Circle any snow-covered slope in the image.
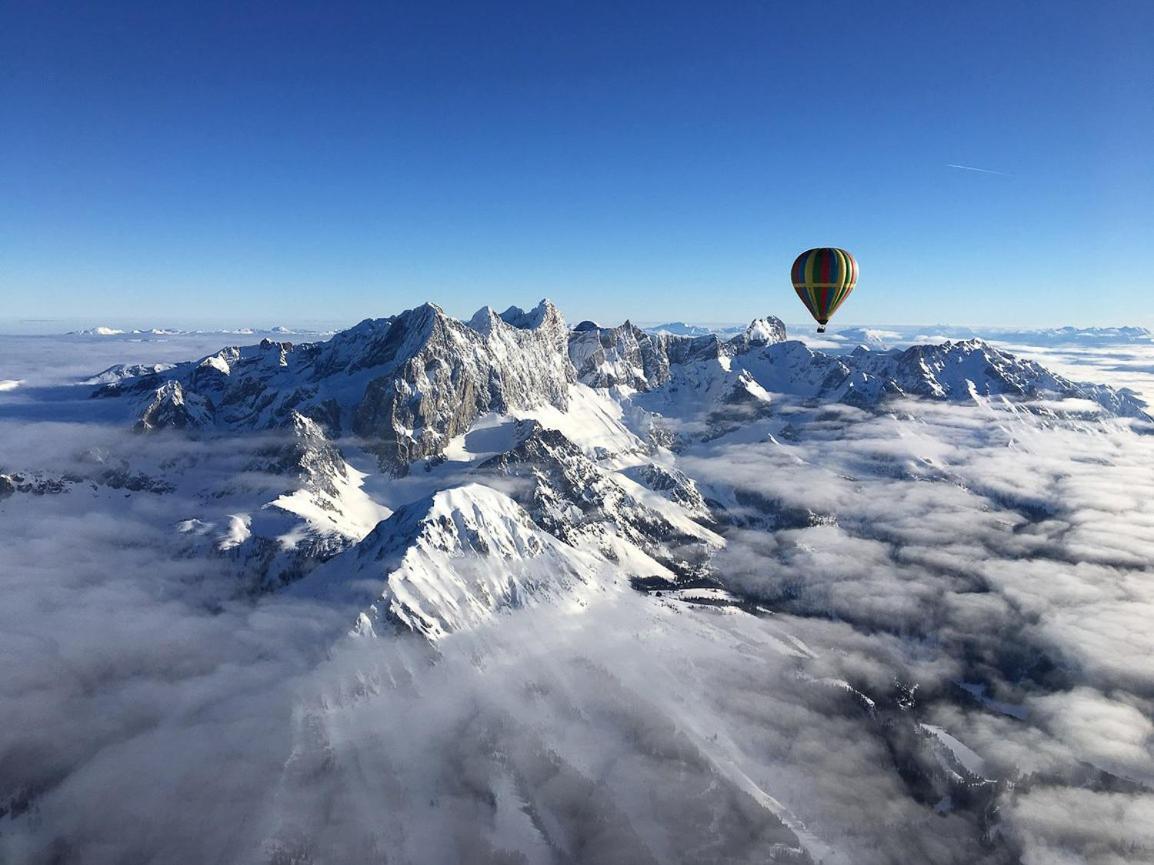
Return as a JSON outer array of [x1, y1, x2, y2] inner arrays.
[[630, 336, 1149, 441], [95, 303, 1146, 477], [298, 484, 618, 640], [477, 423, 719, 579], [643, 321, 720, 337]]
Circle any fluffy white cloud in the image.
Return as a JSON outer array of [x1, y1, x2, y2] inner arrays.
[[2, 333, 1154, 864]]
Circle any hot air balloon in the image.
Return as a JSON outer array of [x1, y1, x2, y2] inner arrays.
[[791, 247, 858, 332]]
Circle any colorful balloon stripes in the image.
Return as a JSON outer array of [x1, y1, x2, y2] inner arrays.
[[791, 247, 858, 330]]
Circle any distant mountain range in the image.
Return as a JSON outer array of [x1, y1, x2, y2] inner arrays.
[[638, 322, 1154, 348], [68, 325, 328, 337]]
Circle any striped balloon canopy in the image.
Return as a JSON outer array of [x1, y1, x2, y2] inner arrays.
[[791, 247, 858, 332]]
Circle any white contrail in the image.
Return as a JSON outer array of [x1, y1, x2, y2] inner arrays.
[[947, 163, 1011, 176]]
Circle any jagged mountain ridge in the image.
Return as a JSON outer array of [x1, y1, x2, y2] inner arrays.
[[96, 301, 575, 471], [92, 305, 1154, 608], [75, 300, 1149, 606], [93, 301, 1146, 473], [477, 423, 718, 580], [629, 336, 1150, 432], [67, 299, 1150, 605], [568, 316, 788, 390]]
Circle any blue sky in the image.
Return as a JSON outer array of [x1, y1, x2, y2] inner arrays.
[[2, 0, 1152, 331]]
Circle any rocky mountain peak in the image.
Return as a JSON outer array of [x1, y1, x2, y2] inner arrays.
[[567, 315, 789, 390], [97, 303, 1148, 491], [466, 305, 502, 334], [348, 302, 575, 470], [299, 482, 613, 640], [499, 298, 559, 329], [740, 316, 788, 348], [478, 422, 714, 579], [803, 338, 1151, 417], [104, 300, 580, 472]]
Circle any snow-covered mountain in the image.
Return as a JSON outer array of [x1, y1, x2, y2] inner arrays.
[[95, 301, 574, 472], [63, 299, 1148, 603], [569, 317, 787, 390], [957, 325, 1154, 345], [5, 300, 1153, 865], [477, 422, 720, 579], [643, 321, 747, 338], [628, 336, 1148, 447], [298, 483, 619, 640], [100, 307, 1146, 461], [68, 325, 329, 337], [640, 322, 1154, 349]]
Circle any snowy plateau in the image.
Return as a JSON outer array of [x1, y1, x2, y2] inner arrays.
[[2, 302, 1154, 865]]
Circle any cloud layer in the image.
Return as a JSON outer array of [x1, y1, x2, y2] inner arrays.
[[1, 334, 1153, 864]]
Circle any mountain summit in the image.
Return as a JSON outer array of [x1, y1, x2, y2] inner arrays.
[[95, 301, 1148, 466]]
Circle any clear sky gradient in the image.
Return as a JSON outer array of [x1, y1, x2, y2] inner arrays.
[[2, 1, 1152, 331]]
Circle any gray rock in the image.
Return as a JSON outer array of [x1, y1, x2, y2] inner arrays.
[[567, 317, 788, 390], [478, 424, 711, 579], [113, 300, 575, 473]]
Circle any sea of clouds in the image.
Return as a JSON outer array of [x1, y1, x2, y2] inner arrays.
[[1, 331, 1152, 864]]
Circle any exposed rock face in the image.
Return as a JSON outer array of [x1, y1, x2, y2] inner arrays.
[[135, 381, 213, 432], [251, 412, 349, 500], [567, 321, 674, 390], [478, 423, 713, 578], [352, 302, 574, 468], [101, 300, 575, 472], [94, 302, 1146, 486], [567, 317, 787, 390], [628, 463, 711, 520]]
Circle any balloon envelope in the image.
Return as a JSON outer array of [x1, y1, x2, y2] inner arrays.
[[791, 248, 858, 329]]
